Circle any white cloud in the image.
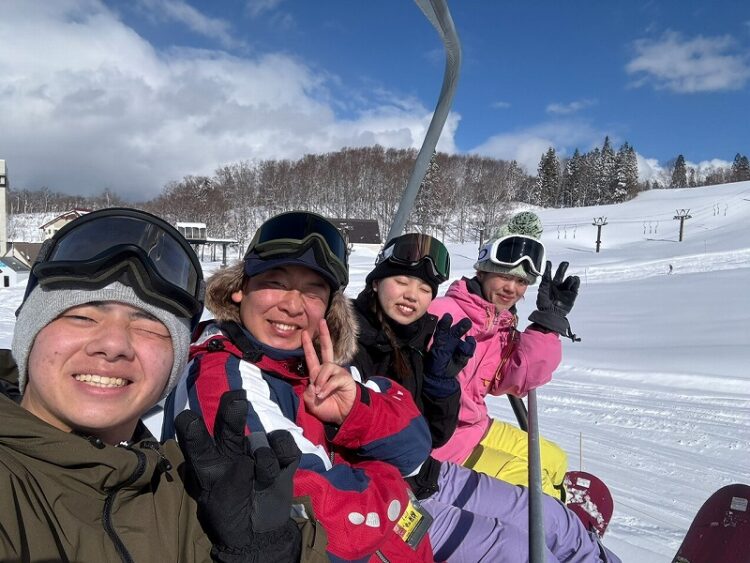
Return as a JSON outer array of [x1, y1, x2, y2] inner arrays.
[[137, 0, 240, 49], [246, 0, 284, 18], [0, 0, 457, 200], [636, 155, 733, 184], [635, 154, 664, 182], [626, 30, 750, 93], [470, 120, 606, 173], [546, 99, 597, 115], [424, 47, 444, 67], [244, 0, 294, 30], [491, 101, 511, 109]]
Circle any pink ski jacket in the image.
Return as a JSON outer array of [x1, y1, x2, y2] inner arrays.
[[428, 278, 562, 464]]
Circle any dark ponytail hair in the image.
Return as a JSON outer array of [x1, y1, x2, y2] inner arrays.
[[362, 284, 414, 382]]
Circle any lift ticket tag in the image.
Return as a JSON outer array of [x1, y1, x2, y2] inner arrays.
[[393, 490, 433, 549]]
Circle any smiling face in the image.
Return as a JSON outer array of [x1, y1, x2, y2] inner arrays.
[[232, 265, 331, 350], [477, 271, 529, 312], [374, 275, 433, 325], [22, 302, 174, 445]]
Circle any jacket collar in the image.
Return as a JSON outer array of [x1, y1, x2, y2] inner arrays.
[[0, 394, 171, 494], [353, 291, 437, 353], [192, 321, 309, 382], [444, 278, 516, 333]]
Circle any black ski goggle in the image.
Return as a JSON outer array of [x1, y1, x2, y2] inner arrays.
[[376, 233, 450, 283], [245, 211, 349, 288], [25, 208, 204, 328], [477, 235, 546, 276]]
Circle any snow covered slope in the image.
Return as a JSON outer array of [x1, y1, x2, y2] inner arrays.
[[1, 181, 748, 561]]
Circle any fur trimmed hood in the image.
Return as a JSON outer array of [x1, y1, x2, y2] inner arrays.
[[204, 261, 360, 365]]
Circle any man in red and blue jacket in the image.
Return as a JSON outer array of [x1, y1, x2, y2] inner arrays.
[[164, 254, 434, 563]]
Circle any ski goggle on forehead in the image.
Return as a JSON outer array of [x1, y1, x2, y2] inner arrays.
[[376, 233, 450, 283], [245, 211, 349, 288], [26, 208, 204, 329], [477, 235, 546, 276]]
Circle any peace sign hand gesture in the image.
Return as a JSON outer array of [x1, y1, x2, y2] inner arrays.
[[302, 319, 357, 426]]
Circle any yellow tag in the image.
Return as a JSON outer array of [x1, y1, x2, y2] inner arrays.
[[394, 499, 423, 541]]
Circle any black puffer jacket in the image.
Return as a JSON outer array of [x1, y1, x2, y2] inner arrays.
[[351, 291, 461, 499]]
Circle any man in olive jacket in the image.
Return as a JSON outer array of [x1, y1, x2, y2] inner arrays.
[[0, 208, 306, 563]]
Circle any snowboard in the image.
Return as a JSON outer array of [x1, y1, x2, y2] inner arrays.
[[672, 483, 750, 563], [563, 471, 614, 538]]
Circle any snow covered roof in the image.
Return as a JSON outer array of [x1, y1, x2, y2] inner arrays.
[[39, 209, 91, 229], [0, 257, 30, 272]]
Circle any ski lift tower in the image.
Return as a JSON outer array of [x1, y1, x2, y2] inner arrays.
[[592, 217, 607, 253], [674, 209, 692, 241]]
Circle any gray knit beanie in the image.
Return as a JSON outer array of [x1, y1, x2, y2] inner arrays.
[[474, 211, 544, 285], [12, 281, 190, 400]]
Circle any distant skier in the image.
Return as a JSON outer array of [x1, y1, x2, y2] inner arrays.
[[668, 264, 673, 274]]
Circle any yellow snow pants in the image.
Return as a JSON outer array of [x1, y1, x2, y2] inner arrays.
[[461, 419, 568, 499]]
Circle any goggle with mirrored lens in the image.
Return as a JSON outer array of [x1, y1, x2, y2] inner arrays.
[[245, 211, 349, 288], [25, 208, 205, 328], [376, 233, 450, 283], [477, 235, 546, 276]]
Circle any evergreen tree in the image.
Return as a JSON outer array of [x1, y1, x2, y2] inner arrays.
[[561, 149, 583, 207], [671, 155, 688, 188], [740, 156, 750, 181], [612, 143, 631, 203], [625, 145, 640, 197], [535, 147, 560, 207], [600, 136, 618, 203], [505, 160, 524, 201], [585, 147, 601, 205], [413, 150, 440, 232], [731, 153, 750, 182]]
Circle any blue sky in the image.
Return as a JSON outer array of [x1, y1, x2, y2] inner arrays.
[[2, 0, 748, 200]]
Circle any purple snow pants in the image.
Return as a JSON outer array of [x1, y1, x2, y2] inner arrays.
[[421, 462, 621, 563]]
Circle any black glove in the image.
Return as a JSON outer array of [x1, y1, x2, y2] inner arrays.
[[423, 313, 477, 398], [529, 261, 581, 342], [175, 390, 302, 562]]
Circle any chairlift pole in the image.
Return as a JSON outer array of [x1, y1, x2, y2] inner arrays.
[[527, 389, 546, 561], [385, 0, 462, 241], [509, 394, 545, 562], [386, 3, 546, 558]]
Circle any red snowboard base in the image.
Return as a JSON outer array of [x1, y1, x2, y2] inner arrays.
[[672, 483, 750, 563], [564, 470, 614, 538]]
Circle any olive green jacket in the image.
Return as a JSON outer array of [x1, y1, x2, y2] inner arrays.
[[0, 392, 214, 563]]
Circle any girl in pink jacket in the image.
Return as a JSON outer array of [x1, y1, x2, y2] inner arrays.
[[429, 212, 580, 499]]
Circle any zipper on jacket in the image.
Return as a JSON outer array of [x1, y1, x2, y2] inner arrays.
[[102, 446, 147, 563], [142, 440, 174, 476]]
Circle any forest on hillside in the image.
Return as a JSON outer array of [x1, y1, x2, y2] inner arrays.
[[7, 142, 749, 246]]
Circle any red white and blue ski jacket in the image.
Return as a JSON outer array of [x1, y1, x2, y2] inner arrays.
[[164, 321, 434, 563]]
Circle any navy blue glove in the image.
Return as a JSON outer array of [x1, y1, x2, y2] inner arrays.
[[529, 261, 581, 342], [423, 313, 477, 398], [175, 390, 302, 562]]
